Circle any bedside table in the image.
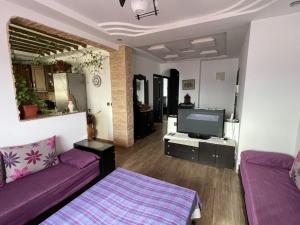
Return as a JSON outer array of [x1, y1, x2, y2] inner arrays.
[[74, 140, 115, 178]]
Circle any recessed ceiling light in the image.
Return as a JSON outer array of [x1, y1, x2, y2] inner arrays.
[[200, 50, 218, 55], [164, 54, 178, 59], [290, 1, 300, 7], [181, 49, 196, 53], [148, 45, 166, 51], [191, 37, 215, 45]]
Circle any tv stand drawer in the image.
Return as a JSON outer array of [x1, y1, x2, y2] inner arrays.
[[165, 142, 198, 162]]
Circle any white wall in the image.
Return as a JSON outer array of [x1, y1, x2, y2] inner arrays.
[[238, 12, 300, 160], [160, 58, 238, 117], [200, 58, 238, 117], [236, 28, 250, 120], [0, 1, 113, 152], [160, 59, 201, 106], [132, 52, 161, 107]]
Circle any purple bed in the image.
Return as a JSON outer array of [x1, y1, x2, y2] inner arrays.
[[41, 168, 202, 225]]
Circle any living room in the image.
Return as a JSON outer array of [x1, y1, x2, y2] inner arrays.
[[1, 1, 300, 225]]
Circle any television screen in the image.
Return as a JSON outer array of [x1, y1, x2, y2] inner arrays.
[[177, 108, 225, 138]]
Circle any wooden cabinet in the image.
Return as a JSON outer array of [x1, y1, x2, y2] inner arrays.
[[164, 138, 236, 169], [198, 143, 216, 166], [165, 142, 198, 162], [44, 65, 55, 92], [13, 64, 32, 87], [215, 145, 235, 169], [31, 65, 47, 92], [134, 109, 154, 139]]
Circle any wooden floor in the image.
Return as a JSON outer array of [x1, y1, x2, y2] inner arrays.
[[115, 122, 247, 225]]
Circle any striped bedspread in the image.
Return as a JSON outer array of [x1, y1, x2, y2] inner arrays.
[[41, 168, 202, 225]]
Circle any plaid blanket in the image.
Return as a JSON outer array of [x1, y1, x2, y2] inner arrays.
[[41, 168, 201, 225]]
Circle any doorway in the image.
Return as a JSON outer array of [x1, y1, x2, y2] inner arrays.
[[153, 69, 179, 123], [163, 77, 168, 117], [153, 75, 164, 123]]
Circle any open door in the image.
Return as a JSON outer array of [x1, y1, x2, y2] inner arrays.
[[153, 75, 163, 122]]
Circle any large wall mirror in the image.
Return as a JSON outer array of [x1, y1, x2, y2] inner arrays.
[[133, 74, 148, 105], [9, 18, 108, 121]]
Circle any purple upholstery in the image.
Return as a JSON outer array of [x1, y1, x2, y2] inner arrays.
[[59, 149, 99, 169], [0, 155, 100, 225], [241, 150, 294, 170], [0, 154, 4, 187], [240, 150, 300, 225], [0, 153, 5, 188]]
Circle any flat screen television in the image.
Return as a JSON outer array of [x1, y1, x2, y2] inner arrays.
[[177, 108, 225, 139]]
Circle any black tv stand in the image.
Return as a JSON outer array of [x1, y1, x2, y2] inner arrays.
[[164, 133, 236, 169], [188, 133, 211, 140]]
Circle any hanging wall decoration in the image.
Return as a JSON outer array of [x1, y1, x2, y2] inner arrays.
[[92, 75, 102, 87], [182, 79, 195, 90]]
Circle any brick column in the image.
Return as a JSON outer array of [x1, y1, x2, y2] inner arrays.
[[110, 46, 134, 147]]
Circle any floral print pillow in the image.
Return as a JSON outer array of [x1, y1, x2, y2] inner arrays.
[[290, 150, 300, 190], [0, 136, 59, 183]]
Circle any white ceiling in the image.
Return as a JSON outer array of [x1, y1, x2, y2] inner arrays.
[[6, 0, 300, 61]]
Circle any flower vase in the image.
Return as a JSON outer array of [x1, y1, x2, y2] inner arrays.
[[68, 101, 74, 113], [87, 124, 95, 141]]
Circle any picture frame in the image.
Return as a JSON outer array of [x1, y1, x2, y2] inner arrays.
[[182, 79, 195, 90]]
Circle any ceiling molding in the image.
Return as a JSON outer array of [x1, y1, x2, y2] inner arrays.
[[98, 0, 279, 37], [133, 48, 164, 63]]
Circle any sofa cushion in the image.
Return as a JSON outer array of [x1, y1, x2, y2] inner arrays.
[[241, 150, 294, 170], [0, 154, 4, 187], [0, 136, 59, 183], [60, 149, 99, 169], [0, 161, 100, 225], [240, 158, 300, 225], [289, 150, 300, 191]]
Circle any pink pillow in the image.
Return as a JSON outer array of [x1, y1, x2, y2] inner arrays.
[[0, 136, 59, 183], [290, 150, 300, 190]]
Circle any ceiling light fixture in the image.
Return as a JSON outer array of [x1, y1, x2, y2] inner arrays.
[[181, 49, 196, 53], [192, 37, 215, 45], [131, 0, 159, 20], [148, 44, 165, 51], [289, 1, 300, 7], [164, 54, 178, 59]]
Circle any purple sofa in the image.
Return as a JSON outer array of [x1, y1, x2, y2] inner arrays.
[[240, 150, 300, 225], [0, 149, 100, 225]]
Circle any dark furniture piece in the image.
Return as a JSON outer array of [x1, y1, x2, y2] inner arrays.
[[164, 134, 235, 169], [168, 69, 179, 115], [0, 150, 100, 225], [240, 150, 299, 225], [133, 74, 154, 139], [135, 109, 154, 139], [74, 139, 116, 178]]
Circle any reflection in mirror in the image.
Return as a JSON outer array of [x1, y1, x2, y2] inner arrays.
[[136, 79, 145, 104], [9, 19, 106, 121]]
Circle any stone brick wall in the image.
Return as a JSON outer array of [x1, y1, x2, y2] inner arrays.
[[110, 46, 134, 147]]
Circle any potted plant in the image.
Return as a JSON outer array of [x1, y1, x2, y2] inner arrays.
[[15, 78, 45, 119]]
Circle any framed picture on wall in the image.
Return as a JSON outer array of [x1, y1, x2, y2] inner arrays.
[[182, 79, 195, 90]]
